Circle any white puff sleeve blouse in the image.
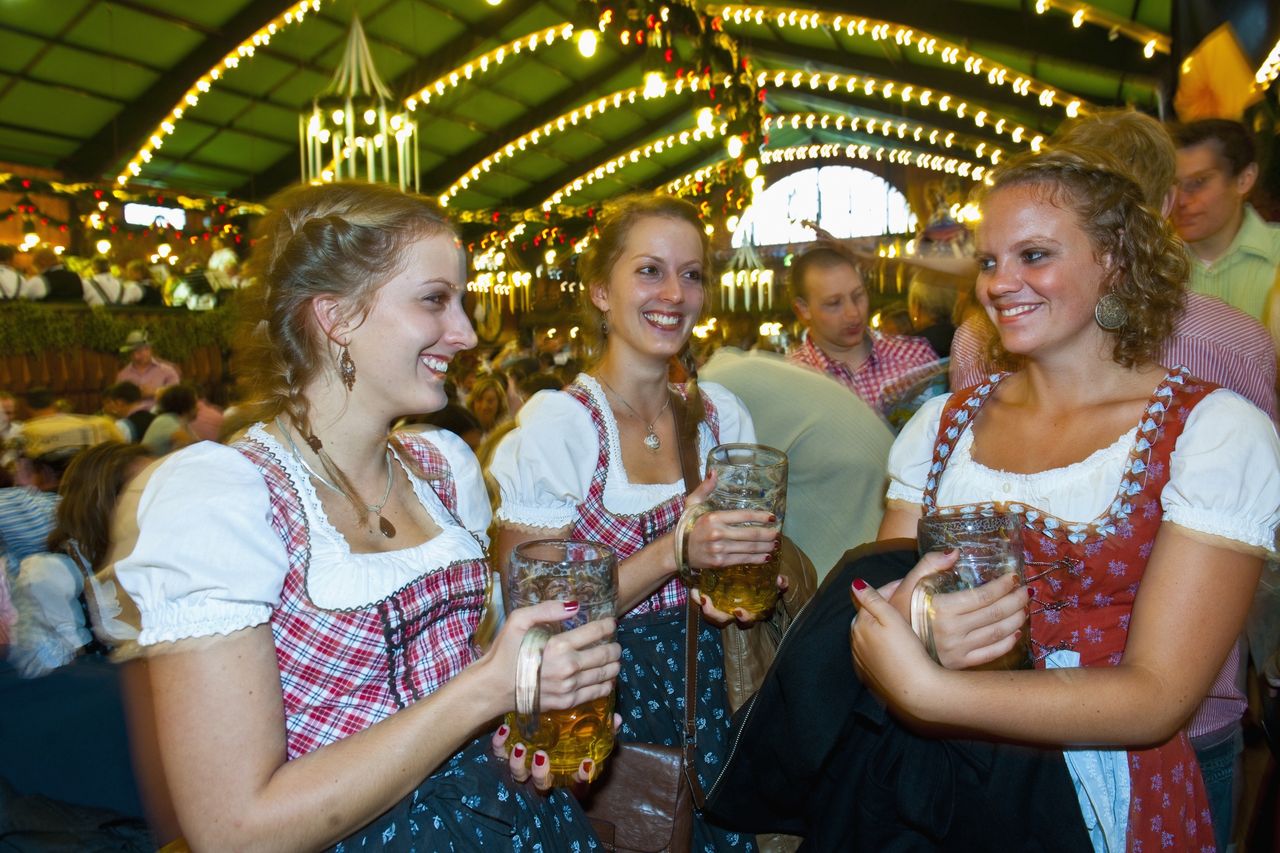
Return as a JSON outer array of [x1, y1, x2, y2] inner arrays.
[[886, 389, 1280, 553], [491, 376, 755, 528], [115, 427, 493, 645]]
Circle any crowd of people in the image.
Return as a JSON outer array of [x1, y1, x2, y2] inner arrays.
[[1, 113, 1278, 852]]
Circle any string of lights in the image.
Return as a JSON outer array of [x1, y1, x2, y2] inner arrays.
[[116, 0, 328, 187], [440, 71, 736, 205], [542, 122, 729, 211], [754, 66, 1052, 147], [1028, 0, 1169, 57], [405, 24, 577, 111], [710, 4, 1095, 113], [762, 111, 1017, 164], [1257, 36, 1280, 91]]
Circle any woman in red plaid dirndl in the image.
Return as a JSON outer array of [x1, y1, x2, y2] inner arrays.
[[492, 195, 781, 852], [111, 183, 618, 851], [851, 147, 1280, 851]]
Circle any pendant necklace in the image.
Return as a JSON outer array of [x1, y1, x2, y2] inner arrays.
[[596, 375, 670, 453], [276, 418, 397, 538]]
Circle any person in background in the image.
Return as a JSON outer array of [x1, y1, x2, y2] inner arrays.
[[107, 181, 615, 850], [125, 260, 165, 308], [398, 403, 484, 452], [907, 270, 961, 358], [139, 384, 198, 456], [114, 331, 180, 410], [465, 374, 509, 438], [787, 244, 937, 415], [101, 382, 155, 444], [0, 244, 29, 300], [20, 387, 123, 464], [700, 346, 894, 579], [25, 248, 85, 302], [8, 441, 151, 678], [83, 256, 142, 307], [951, 109, 1277, 422], [1173, 118, 1280, 348]]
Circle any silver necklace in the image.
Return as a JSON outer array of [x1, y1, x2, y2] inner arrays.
[[596, 376, 670, 453], [275, 418, 397, 538]]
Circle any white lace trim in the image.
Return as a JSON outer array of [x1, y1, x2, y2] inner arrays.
[[1164, 508, 1277, 554], [138, 600, 273, 646], [245, 425, 486, 610]]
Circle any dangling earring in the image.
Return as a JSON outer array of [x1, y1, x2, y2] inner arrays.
[[601, 315, 610, 336], [338, 344, 357, 391], [1094, 293, 1127, 331]]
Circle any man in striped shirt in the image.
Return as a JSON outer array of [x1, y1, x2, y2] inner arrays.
[[787, 245, 937, 415]]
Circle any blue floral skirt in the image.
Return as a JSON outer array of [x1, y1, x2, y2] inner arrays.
[[332, 737, 600, 852], [615, 607, 755, 852]]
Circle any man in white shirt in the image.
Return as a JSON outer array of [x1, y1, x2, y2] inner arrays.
[[0, 245, 26, 300]]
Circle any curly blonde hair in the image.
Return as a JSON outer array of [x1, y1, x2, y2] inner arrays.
[[981, 143, 1188, 369]]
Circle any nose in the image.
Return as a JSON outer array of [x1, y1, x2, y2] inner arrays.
[[446, 301, 478, 351], [981, 260, 1021, 299], [657, 271, 684, 304]]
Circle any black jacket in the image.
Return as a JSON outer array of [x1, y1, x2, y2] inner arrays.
[[705, 540, 1091, 852]]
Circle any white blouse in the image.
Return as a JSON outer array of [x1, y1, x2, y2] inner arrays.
[[491, 376, 755, 529], [887, 388, 1280, 552], [114, 425, 491, 646]]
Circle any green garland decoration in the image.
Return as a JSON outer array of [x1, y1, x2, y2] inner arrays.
[[0, 303, 236, 362]]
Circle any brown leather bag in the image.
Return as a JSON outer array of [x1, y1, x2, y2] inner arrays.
[[579, 391, 706, 853]]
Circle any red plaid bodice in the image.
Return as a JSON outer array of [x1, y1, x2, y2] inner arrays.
[[563, 380, 719, 618], [234, 431, 487, 759], [924, 368, 1219, 850]]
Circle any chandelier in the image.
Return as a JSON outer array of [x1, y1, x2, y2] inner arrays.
[[300, 16, 417, 190]]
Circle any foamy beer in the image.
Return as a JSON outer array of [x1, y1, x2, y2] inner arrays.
[[685, 443, 788, 619], [504, 539, 617, 784]]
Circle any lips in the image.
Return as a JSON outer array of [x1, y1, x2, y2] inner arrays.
[[993, 303, 1038, 323]]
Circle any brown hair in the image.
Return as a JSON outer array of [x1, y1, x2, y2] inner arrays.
[[48, 441, 152, 571], [981, 143, 1188, 369], [237, 181, 459, 516], [577, 193, 711, 445], [788, 243, 861, 304], [1053, 109, 1175, 209], [465, 375, 509, 429]]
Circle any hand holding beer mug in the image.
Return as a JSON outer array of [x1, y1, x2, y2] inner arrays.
[[912, 511, 1032, 670], [677, 443, 787, 621], [504, 539, 618, 785]]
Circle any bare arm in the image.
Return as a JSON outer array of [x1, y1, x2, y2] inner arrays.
[[853, 524, 1261, 746], [145, 602, 614, 850]]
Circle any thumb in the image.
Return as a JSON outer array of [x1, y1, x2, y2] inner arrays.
[[684, 469, 718, 508], [850, 577, 896, 625]]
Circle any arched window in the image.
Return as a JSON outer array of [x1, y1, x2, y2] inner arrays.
[[731, 165, 917, 247]]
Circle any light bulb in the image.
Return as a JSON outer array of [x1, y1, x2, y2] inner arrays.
[[577, 29, 598, 58], [95, 239, 112, 254], [726, 135, 744, 158]]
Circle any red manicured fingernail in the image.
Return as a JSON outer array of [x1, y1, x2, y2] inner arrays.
[[497, 724, 509, 738], [852, 578, 868, 591], [513, 744, 525, 758], [534, 752, 547, 767], [563, 600, 579, 611], [768, 514, 777, 522], [583, 760, 593, 775], [1027, 587, 1036, 598]]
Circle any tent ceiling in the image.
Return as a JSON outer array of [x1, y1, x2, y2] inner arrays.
[[0, 0, 1187, 209]]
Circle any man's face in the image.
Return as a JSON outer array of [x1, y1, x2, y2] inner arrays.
[[1174, 142, 1256, 247], [131, 345, 152, 368], [793, 261, 870, 352]]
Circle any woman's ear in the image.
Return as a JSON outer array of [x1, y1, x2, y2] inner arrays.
[[588, 279, 610, 315], [311, 295, 348, 344]]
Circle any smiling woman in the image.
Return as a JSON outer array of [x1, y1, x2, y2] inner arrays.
[[106, 182, 619, 850], [490, 193, 781, 851]]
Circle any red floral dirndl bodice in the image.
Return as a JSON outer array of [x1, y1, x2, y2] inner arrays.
[[923, 368, 1218, 852], [234, 430, 488, 759], [563, 380, 719, 618]]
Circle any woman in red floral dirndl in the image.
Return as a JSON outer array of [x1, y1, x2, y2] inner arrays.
[[110, 183, 619, 850], [855, 145, 1280, 851]]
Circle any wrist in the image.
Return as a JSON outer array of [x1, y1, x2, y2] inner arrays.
[[461, 650, 512, 721]]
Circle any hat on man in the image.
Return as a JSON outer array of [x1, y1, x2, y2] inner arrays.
[[119, 330, 150, 353]]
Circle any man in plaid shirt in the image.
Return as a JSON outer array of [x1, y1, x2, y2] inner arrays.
[[787, 244, 937, 415]]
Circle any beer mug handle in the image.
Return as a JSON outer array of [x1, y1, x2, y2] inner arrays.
[[674, 503, 711, 588]]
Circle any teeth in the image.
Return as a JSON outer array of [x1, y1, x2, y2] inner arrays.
[[999, 305, 1035, 318], [421, 355, 449, 373], [643, 312, 681, 328]]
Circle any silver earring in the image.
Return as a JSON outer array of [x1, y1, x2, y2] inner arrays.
[[601, 316, 609, 336], [1094, 293, 1127, 331]]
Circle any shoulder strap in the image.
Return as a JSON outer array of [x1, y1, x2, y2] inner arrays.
[[670, 389, 707, 811], [89, 277, 112, 305]]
